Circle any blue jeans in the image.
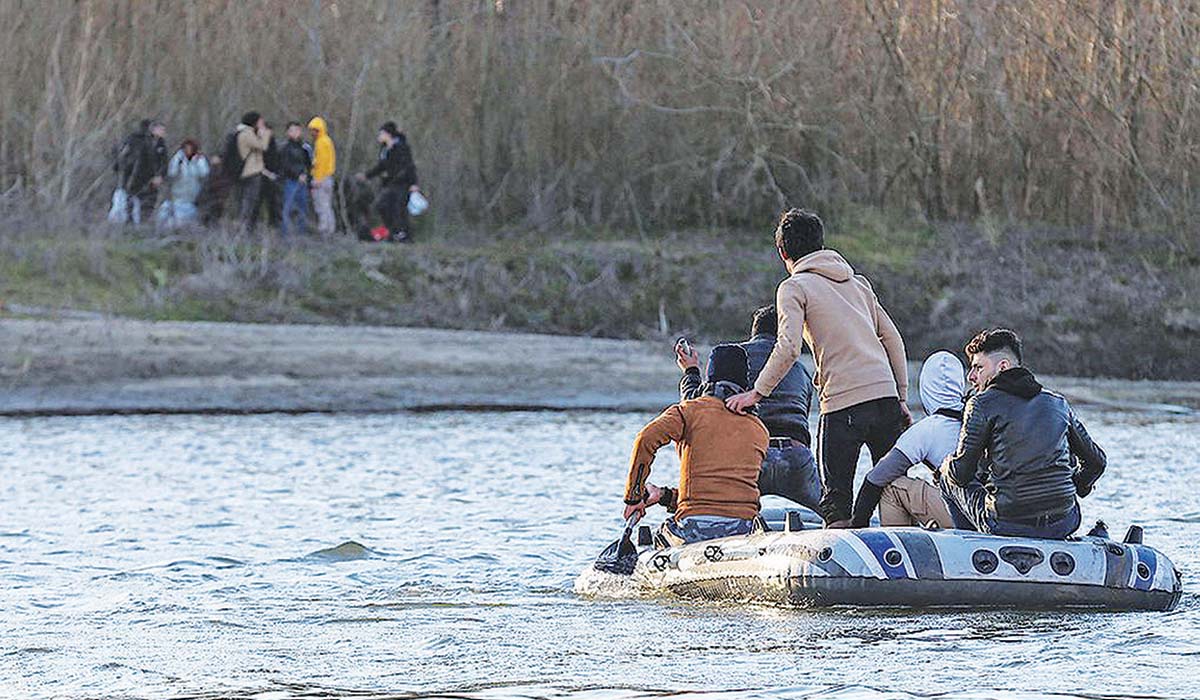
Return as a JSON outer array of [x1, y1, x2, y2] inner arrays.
[[660, 515, 754, 546], [759, 443, 821, 513], [281, 179, 310, 238], [939, 477, 1082, 539]]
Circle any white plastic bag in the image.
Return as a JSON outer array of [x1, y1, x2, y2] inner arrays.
[[407, 190, 429, 217], [107, 188, 129, 223]]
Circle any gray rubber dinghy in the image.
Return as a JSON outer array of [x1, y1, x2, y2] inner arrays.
[[626, 516, 1182, 611]]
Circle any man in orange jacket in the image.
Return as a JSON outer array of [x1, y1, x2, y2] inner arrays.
[[623, 345, 769, 547]]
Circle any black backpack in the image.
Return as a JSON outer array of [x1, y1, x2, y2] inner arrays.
[[113, 133, 144, 175], [222, 131, 244, 179]]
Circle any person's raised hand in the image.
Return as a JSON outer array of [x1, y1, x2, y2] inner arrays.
[[675, 342, 699, 372], [725, 389, 762, 414]]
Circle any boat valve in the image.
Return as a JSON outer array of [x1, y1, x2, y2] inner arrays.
[[1122, 525, 1144, 545]]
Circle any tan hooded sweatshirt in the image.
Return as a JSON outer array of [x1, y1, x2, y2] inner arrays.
[[754, 249, 908, 414]]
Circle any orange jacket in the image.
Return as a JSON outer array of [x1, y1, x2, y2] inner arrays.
[[624, 395, 768, 521]]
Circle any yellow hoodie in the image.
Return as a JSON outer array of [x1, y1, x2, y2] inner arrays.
[[307, 117, 336, 182]]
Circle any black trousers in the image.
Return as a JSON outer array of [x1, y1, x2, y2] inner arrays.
[[816, 396, 907, 523], [376, 185, 410, 237], [238, 175, 262, 230]]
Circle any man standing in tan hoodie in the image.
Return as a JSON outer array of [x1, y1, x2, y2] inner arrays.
[[727, 209, 911, 527]]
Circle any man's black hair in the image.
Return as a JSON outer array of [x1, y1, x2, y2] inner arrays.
[[286, 120, 302, 129], [965, 328, 1023, 365], [774, 208, 824, 261], [380, 121, 402, 137], [241, 111, 261, 127], [750, 304, 777, 338]]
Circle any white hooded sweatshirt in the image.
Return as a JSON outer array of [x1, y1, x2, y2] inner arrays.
[[867, 350, 966, 486]]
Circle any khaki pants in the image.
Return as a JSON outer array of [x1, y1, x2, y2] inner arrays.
[[312, 177, 335, 236], [879, 476, 954, 528]]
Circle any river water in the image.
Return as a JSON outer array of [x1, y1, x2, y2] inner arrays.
[[1, 409, 1197, 699]]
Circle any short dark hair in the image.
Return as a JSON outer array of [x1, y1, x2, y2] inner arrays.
[[774, 208, 825, 260], [286, 120, 302, 129], [241, 111, 261, 127], [965, 328, 1023, 365], [750, 305, 777, 337]]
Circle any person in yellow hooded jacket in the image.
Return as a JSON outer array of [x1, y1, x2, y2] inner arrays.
[[307, 117, 337, 236]]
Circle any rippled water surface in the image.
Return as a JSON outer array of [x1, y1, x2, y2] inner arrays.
[[1, 410, 1197, 699]]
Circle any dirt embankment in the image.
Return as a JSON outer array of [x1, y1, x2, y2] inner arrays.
[[2, 318, 1197, 416]]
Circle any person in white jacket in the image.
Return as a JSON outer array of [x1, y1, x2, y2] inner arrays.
[[849, 351, 966, 528], [157, 139, 210, 227]]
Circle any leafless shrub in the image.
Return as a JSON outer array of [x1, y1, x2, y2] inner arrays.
[[0, 0, 1195, 237]]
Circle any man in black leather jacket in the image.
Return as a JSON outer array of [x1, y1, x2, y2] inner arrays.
[[678, 305, 821, 513], [939, 329, 1106, 539]]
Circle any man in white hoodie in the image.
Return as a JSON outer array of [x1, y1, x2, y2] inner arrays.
[[727, 208, 911, 528], [849, 351, 965, 528]]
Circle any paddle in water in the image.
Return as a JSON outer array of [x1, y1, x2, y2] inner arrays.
[[593, 514, 641, 575]]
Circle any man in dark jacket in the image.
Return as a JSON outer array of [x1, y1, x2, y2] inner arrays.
[[357, 121, 419, 242], [678, 305, 820, 513], [278, 122, 313, 238], [115, 119, 168, 224], [939, 329, 1106, 539]]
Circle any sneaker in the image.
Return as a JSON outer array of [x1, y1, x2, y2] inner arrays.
[[390, 230, 410, 243], [370, 226, 389, 241]]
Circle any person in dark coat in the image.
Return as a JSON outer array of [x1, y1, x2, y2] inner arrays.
[[677, 305, 820, 514], [939, 329, 1107, 539], [114, 119, 168, 224], [356, 121, 419, 242], [278, 122, 313, 238]]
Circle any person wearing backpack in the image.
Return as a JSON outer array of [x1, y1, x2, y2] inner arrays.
[[234, 111, 272, 231]]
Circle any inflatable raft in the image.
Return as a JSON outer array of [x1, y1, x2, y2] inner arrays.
[[619, 513, 1182, 611]]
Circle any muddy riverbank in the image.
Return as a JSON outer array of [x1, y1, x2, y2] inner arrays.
[[2, 318, 1197, 416]]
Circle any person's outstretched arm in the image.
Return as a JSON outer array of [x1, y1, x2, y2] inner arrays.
[[753, 278, 806, 399], [851, 448, 916, 527], [623, 406, 685, 511], [874, 297, 909, 406], [1067, 409, 1107, 497]]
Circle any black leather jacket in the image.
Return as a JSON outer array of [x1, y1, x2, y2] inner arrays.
[[681, 334, 813, 444], [944, 367, 1106, 520]]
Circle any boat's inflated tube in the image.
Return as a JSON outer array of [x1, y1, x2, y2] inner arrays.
[[624, 521, 1182, 611]]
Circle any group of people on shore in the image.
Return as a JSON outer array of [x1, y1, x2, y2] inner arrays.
[[623, 208, 1107, 547], [110, 114, 422, 242]]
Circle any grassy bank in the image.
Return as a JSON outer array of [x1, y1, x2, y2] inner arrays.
[[1, 211, 1196, 379]]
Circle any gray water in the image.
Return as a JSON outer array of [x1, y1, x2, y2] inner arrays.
[[1, 410, 1197, 699]]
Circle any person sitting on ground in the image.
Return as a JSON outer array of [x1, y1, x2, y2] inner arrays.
[[623, 345, 769, 547], [850, 351, 965, 529], [156, 139, 210, 228], [677, 305, 820, 514], [356, 121, 419, 243], [939, 329, 1107, 539], [725, 208, 912, 529]]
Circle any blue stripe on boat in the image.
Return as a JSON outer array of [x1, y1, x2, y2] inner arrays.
[[854, 530, 909, 579]]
